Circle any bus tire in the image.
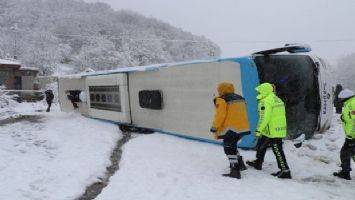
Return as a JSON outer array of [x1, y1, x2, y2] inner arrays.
[[119, 125, 154, 134]]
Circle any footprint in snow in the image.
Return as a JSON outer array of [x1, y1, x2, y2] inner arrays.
[[299, 175, 336, 184]]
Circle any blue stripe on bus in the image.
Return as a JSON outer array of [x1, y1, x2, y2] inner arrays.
[[221, 57, 260, 148]]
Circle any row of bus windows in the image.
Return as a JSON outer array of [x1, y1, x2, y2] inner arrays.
[[88, 86, 122, 112], [90, 93, 120, 104]]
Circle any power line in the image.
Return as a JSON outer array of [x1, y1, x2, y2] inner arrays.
[[6, 29, 208, 43], [218, 39, 355, 44], [5, 29, 355, 44]]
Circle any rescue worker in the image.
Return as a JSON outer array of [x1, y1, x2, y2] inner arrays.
[[66, 91, 79, 109], [246, 82, 291, 179], [45, 90, 54, 112], [333, 89, 355, 180], [210, 82, 250, 179]]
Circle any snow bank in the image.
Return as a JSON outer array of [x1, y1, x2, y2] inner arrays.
[[0, 91, 20, 120], [0, 58, 20, 65], [0, 104, 120, 200], [97, 114, 355, 200], [1, 100, 354, 200]]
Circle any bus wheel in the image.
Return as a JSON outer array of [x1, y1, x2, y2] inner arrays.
[[137, 127, 154, 134], [119, 125, 154, 134], [119, 125, 131, 132]]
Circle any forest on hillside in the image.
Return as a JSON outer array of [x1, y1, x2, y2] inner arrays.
[[0, 0, 220, 75], [333, 53, 355, 90]]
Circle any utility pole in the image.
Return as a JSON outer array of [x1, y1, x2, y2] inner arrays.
[[14, 31, 17, 60], [11, 23, 18, 60]]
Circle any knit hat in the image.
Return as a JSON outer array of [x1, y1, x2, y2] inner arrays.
[[338, 89, 354, 99]]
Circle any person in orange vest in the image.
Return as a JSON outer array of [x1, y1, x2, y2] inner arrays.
[[210, 82, 251, 179]]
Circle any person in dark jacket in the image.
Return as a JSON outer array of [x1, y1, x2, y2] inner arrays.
[[45, 90, 54, 112], [66, 91, 79, 109], [334, 84, 343, 114]]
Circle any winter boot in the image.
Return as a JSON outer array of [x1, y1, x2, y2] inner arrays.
[[238, 156, 247, 171], [271, 171, 282, 177], [246, 160, 262, 170], [223, 165, 241, 179], [333, 170, 351, 180], [277, 170, 292, 179]]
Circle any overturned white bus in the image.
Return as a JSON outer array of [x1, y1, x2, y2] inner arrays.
[[58, 44, 333, 149]]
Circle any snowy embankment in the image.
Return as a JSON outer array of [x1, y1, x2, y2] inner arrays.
[[0, 92, 20, 120], [0, 103, 120, 200], [1, 98, 354, 200], [97, 115, 355, 200]]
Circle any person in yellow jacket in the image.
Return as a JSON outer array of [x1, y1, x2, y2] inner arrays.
[[246, 82, 291, 179], [333, 89, 355, 180], [210, 82, 251, 179]]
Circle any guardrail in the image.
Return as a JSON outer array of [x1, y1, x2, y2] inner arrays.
[[1, 90, 45, 102]]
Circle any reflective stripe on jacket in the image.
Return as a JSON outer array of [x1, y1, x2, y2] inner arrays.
[[211, 82, 250, 139], [342, 96, 355, 139], [256, 83, 287, 138]]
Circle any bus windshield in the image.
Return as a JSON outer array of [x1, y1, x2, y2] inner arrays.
[[254, 55, 321, 139]]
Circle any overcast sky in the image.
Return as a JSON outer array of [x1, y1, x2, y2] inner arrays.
[[85, 0, 355, 64]]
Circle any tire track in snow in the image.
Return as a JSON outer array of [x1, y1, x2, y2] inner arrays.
[[77, 131, 131, 200], [0, 115, 43, 126]]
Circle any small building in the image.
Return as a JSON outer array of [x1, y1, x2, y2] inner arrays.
[[0, 59, 39, 90], [0, 59, 21, 89], [16, 67, 40, 90]]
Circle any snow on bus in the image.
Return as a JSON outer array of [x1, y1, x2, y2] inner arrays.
[[58, 44, 333, 149]]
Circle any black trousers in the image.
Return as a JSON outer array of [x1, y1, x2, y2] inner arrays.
[[340, 138, 355, 171], [71, 100, 78, 109], [222, 131, 241, 167], [255, 136, 290, 171], [46, 101, 52, 112], [335, 107, 342, 114]]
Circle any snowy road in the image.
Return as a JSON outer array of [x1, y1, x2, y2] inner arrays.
[[1, 102, 355, 200], [96, 116, 355, 200], [0, 104, 120, 200]]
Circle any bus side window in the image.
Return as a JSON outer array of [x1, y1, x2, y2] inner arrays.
[[139, 90, 163, 110]]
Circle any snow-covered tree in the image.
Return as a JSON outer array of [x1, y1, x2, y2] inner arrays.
[[21, 31, 70, 75], [333, 53, 355, 90], [73, 37, 125, 71], [0, 0, 220, 74]]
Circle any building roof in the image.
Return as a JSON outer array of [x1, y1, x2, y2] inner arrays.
[[19, 67, 39, 71], [0, 59, 21, 66]]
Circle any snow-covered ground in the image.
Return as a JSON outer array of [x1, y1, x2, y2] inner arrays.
[[0, 102, 120, 200], [97, 115, 355, 200], [1, 100, 355, 200]]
